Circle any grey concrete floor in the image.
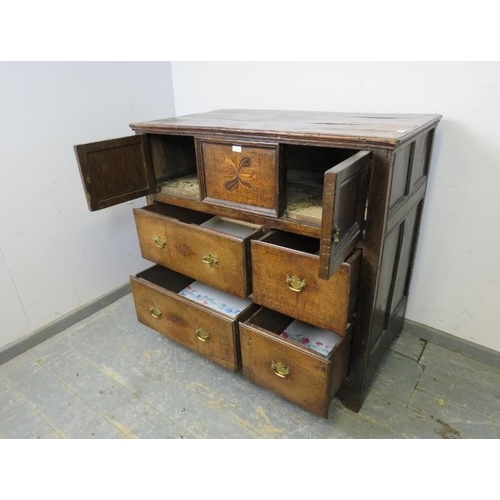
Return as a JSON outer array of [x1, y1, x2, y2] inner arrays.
[[1, 293, 500, 439]]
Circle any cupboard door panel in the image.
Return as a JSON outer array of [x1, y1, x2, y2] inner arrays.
[[74, 135, 154, 211], [319, 151, 370, 279]]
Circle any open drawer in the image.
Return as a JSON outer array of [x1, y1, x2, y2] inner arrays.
[[239, 307, 352, 417], [134, 203, 264, 298], [251, 230, 362, 335], [130, 265, 259, 372]]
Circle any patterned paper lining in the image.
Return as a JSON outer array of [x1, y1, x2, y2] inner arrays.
[[282, 320, 342, 357], [178, 281, 252, 318]]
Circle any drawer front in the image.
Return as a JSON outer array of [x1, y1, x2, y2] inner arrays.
[[251, 238, 361, 335], [130, 276, 240, 371], [134, 208, 174, 269], [201, 141, 280, 216], [165, 220, 249, 297], [239, 319, 352, 417], [134, 205, 260, 298]]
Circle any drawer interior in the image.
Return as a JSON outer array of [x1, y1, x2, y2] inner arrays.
[[141, 203, 262, 239], [135, 265, 254, 319], [256, 229, 320, 256], [284, 144, 359, 224], [243, 307, 345, 359], [140, 203, 213, 225], [257, 230, 362, 268], [136, 265, 194, 293]]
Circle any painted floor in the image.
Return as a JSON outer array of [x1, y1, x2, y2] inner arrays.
[[1, 294, 500, 439]]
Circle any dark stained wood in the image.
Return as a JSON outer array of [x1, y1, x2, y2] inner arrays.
[[369, 220, 405, 351], [410, 130, 434, 189], [386, 178, 427, 234], [251, 230, 361, 335], [130, 109, 442, 149], [74, 135, 155, 211], [200, 140, 280, 217], [338, 127, 437, 412], [336, 148, 394, 409], [389, 207, 419, 316], [148, 134, 198, 184], [319, 151, 370, 279], [239, 309, 352, 417], [389, 142, 413, 209], [134, 204, 264, 298], [131, 265, 257, 372]]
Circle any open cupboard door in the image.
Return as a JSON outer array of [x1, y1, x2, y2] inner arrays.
[[74, 135, 155, 211], [319, 150, 371, 279]]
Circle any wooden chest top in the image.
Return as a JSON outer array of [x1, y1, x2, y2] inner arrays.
[[130, 109, 442, 148]]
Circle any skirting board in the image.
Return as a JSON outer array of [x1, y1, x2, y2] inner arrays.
[[0, 282, 131, 366], [403, 318, 500, 370]]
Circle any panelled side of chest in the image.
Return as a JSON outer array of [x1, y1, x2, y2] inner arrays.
[[338, 127, 437, 412]]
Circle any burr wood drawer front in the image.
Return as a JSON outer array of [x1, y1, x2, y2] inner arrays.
[[251, 230, 362, 335], [133, 203, 263, 298], [130, 265, 258, 372], [239, 307, 352, 418]]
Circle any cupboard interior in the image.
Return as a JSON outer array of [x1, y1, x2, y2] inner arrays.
[[148, 135, 360, 226], [284, 144, 357, 224], [150, 134, 199, 200]]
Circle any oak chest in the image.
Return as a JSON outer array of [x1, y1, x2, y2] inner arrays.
[[74, 109, 441, 417]]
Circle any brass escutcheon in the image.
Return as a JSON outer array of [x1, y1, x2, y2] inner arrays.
[[333, 224, 341, 243], [153, 235, 166, 248], [285, 274, 306, 292], [271, 361, 290, 378], [149, 305, 162, 319], [195, 327, 210, 342], [201, 253, 218, 266]]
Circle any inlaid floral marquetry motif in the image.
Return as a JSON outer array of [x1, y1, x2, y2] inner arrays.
[[223, 157, 256, 191]]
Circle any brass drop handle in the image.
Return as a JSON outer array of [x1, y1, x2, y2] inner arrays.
[[153, 235, 166, 248], [271, 361, 290, 378], [149, 305, 162, 319], [195, 327, 210, 342], [201, 253, 218, 266], [285, 274, 306, 292]]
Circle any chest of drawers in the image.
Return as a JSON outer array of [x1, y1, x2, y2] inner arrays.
[[74, 109, 441, 417]]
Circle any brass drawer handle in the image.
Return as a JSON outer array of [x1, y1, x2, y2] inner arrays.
[[195, 327, 210, 342], [153, 235, 166, 248], [201, 253, 218, 266], [271, 361, 290, 378], [149, 305, 162, 319], [285, 274, 306, 292]]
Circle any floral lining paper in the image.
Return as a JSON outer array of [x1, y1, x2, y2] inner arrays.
[[282, 320, 342, 357], [178, 281, 252, 318]]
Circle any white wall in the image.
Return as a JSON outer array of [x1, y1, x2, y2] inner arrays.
[[0, 62, 175, 350], [171, 62, 500, 352]]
